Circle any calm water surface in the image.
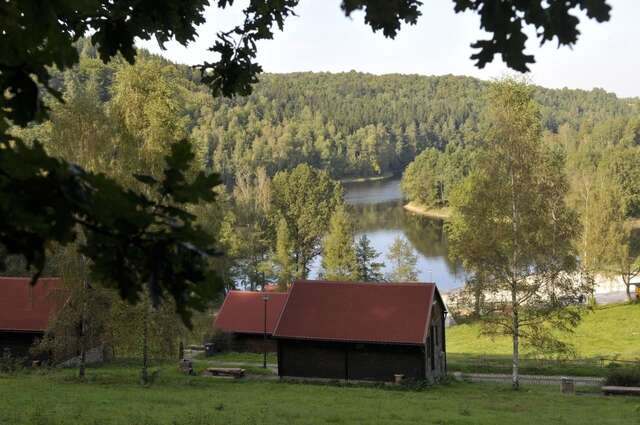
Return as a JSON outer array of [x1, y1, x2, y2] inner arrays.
[[310, 178, 466, 291]]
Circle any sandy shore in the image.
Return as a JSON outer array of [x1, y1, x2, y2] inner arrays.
[[403, 202, 451, 220]]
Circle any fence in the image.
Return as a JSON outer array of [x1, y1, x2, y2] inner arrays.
[[447, 353, 639, 377]]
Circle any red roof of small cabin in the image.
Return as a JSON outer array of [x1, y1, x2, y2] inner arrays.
[[214, 291, 288, 335], [273, 280, 439, 346], [0, 277, 61, 332]]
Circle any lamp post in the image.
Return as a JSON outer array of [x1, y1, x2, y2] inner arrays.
[[262, 293, 270, 369]]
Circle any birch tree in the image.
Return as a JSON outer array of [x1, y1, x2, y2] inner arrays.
[[448, 78, 583, 390]]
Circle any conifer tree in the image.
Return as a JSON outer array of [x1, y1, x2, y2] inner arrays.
[[355, 235, 385, 282], [321, 207, 358, 281]]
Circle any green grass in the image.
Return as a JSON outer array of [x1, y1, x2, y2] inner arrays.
[[447, 303, 640, 375], [1, 362, 639, 425]]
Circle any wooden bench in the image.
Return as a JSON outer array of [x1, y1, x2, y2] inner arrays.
[[202, 367, 245, 379], [602, 386, 640, 396]]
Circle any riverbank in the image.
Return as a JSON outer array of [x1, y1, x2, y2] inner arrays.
[[403, 202, 451, 220], [340, 172, 394, 184], [404, 203, 640, 229]]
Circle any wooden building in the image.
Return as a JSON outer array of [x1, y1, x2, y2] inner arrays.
[[274, 280, 447, 383], [214, 290, 288, 353], [0, 277, 61, 359]]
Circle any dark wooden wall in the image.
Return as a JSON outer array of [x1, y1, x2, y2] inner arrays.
[[278, 339, 425, 382], [230, 333, 278, 353], [0, 331, 43, 359], [426, 300, 446, 382]]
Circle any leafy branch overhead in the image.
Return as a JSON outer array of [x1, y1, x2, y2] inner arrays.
[[0, 136, 220, 325], [453, 0, 612, 72]]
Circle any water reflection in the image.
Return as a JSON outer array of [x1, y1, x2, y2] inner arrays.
[[310, 178, 466, 291]]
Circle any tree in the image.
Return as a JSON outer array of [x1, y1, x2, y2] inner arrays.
[[448, 79, 583, 390], [355, 235, 385, 282], [271, 164, 343, 277], [274, 218, 295, 290], [386, 236, 418, 282], [228, 167, 274, 290], [609, 228, 640, 302], [400, 148, 445, 208], [594, 176, 640, 302], [35, 244, 114, 377], [321, 207, 359, 281]]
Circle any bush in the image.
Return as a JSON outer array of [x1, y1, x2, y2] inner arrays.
[[605, 367, 640, 387], [0, 350, 25, 374]]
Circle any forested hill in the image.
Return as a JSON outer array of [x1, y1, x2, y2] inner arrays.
[[43, 45, 639, 182], [195, 71, 636, 181]]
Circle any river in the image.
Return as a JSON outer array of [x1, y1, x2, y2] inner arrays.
[[309, 177, 467, 292]]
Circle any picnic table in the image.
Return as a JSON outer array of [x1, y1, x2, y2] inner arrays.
[[602, 386, 640, 396], [202, 367, 245, 379]]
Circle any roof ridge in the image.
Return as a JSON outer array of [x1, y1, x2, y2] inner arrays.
[[294, 279, 436, 287]]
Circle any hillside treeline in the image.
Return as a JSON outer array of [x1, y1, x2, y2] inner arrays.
[[45, 40, 639, 184]]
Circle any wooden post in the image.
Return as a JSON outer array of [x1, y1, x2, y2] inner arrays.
[[561, 377, 575, 394]]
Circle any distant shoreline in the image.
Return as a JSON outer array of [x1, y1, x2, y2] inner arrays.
[[404, 202, 451, 220], [404, 203, 640, 229], [340, 172, 394, 184]]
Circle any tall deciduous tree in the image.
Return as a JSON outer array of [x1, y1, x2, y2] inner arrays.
[[355, 235, 385, 282], [271, 164, 343, 277], [386, 236, 418, 282], [448, 78, 583, 390], [321, 207, 358, 281], [401, 148, 445, 208], [229, 167, 273, 290], [594, 176, 640, 301]]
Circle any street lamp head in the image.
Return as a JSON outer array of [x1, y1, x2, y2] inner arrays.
[[262, 294, 270, 301]]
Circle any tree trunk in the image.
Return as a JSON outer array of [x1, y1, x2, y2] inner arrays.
[[78, 256, 89, 379], [141, 300, 149, 385], [623, 275, 632, 301], [509, 169, 520, 391], [78, 280, 87, 379], [512, 294, 519, 390]]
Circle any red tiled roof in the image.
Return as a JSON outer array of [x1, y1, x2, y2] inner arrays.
[[214, 291, 288, 335], [0, 277, 62, 332], [263, 284, 284, 292], [273, 280, 438, 345]]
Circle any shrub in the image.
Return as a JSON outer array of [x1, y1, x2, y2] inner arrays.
[[0, 350, 24, 374], [605, 367, 640, 387]]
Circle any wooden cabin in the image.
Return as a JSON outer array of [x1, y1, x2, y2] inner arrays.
[[214, 291, 288, 353], [273, 280, 447, 383], [0, 277, 61, 359]]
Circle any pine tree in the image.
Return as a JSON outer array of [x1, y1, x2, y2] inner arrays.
[[321, 207, 358, 281], [385, 236, 418, 282], [355, 235, 385, 282]]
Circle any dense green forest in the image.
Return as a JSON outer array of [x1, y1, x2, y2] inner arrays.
[[37, 41, 639, 185]]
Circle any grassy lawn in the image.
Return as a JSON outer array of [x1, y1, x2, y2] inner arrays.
[[446, 303, 640, 376], [1, 362, 639, 425]]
